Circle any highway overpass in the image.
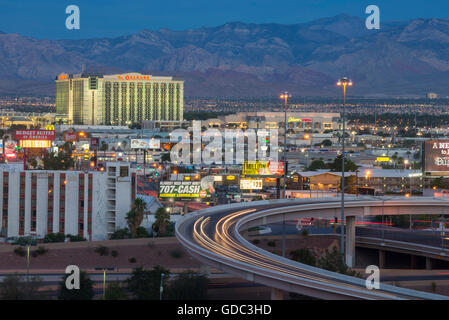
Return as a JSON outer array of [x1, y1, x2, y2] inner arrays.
[[176, 196, 449, 300]]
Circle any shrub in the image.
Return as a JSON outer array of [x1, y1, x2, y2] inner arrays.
[[30, 246, 48, 257], [170, 248, 184, 259], [109, 228, 131, 240], [105, 281, 128, 300], [13, 247, 26, 257], [95, 246, 109, 256], [111, 250, 119, 257], [127, 266, 169, 300], [135, 226, 150, 238], [0, 274, 43, 299], [431, 281, 437, 292], [252, 239, 260, 245], [165, 272, 208, 300], [35, 246, 48, 256], [66, 234, 86, 242], [290, 248, 316, 266], [14, 237, 37, 246], [267, 240, 276, 247], [317, 246, 358, 276], [301, 229, 309, 236], [129, 257, 136, 263], [43, 233, 65, 243]]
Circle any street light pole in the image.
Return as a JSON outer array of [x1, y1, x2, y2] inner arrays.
[[280, 92, 290, 200], [160, 273, 165, 300], [280, 92, 291, 258], [337, 78, 353, 257]]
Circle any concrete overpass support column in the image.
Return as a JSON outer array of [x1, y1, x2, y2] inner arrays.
[[270, 288, 284, 300], [410, 255, 416, 269], [200, 264, 211, 275], [426, 257, 432, 270], [379, 250, 386, 269], [345, 216, 356, 268]]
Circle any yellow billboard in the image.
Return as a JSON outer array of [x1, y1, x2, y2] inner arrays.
[[242, 161, 284, 176]]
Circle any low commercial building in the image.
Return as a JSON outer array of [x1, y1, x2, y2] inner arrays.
[[207, 112, 342, 133], [294, 169, 429, 194], [0, 162, 136, 240]]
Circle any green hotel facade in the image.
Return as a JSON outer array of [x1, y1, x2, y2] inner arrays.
[[55, 72, 184, 125]]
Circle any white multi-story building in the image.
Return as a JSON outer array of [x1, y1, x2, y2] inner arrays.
[[56, 72, 184, 125], [0, 163, 136, 240]]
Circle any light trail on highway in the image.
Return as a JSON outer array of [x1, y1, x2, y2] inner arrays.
[[178, 199, 449, 300]]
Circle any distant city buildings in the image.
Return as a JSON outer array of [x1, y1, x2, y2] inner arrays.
[[56, 72, 184, 125], [203, 112, 341, 133]]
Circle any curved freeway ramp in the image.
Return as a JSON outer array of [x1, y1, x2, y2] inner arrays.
[[176, 197, 449, 300]]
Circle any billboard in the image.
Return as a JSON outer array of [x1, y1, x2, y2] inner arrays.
[[242, 161, 284, 176], [131, 139, 160, 149], [240, 178, 263, 190], [91, 137, 100, 147], [4, 141, 16, 158], [159, 180, 213, 198], [64, 131, 77, 142], [15, 130, 55, 141], [423, 140, 449, 174]]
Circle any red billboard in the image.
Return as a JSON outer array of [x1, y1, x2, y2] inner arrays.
[[15, 130, 55, 141], [91, 137, 100, 147], [424, 140, 449, 174], [64, 131, 77, 142]]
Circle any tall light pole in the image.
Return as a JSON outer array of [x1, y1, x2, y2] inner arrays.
[[160, 273, 165, 300], [279, 92, 291, 199], [280, 92, 291, 258], [336, 77, 353, 256]]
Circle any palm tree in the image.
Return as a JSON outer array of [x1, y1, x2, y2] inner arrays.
[[100, 141, 108, 159], [154, 207, 170, 235], [126, 198, 147, 237]]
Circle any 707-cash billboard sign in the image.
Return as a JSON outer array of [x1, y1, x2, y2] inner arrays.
[[159, 181, 211, 198]]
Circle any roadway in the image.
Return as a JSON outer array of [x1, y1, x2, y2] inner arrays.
[[176, 197, 449, 300]]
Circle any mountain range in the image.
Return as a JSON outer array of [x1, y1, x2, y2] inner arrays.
[[1, 14, 449, 98]]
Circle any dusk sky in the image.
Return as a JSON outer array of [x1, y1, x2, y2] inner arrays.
[[0, 0, 448, 39]]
